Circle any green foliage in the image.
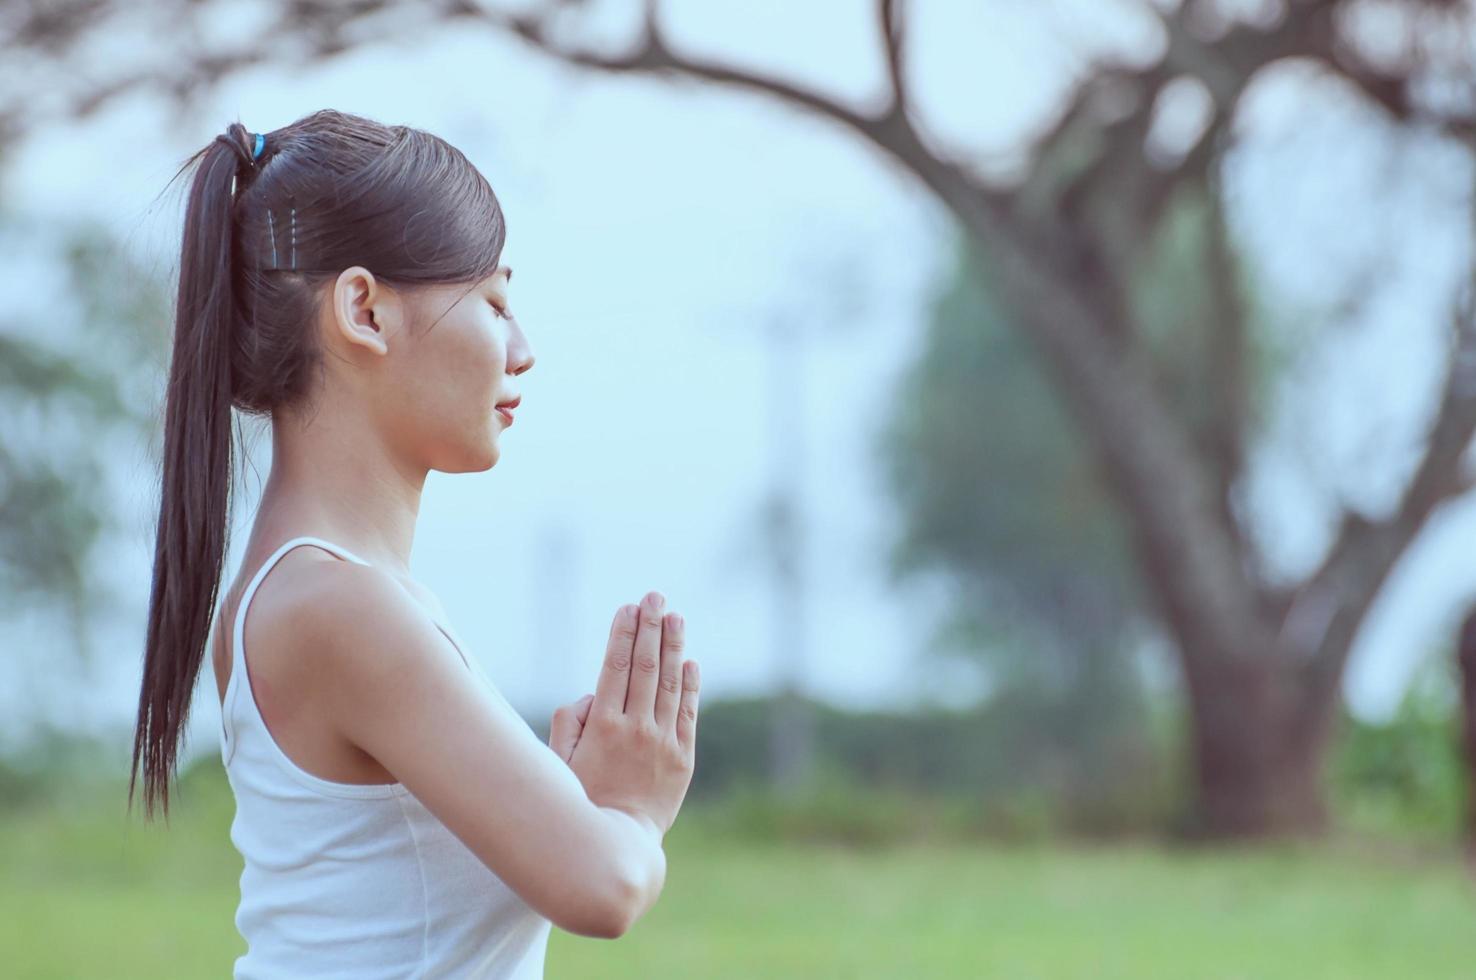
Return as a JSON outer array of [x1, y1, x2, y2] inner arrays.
[[10, 662, 1470, 848], [876, 230, 1171, 830], [0, 724, 122, 815], [0, 211, 168, 629], [1331, 650, 1467, 839], [879, 232, 1135, 628], [1126, 184, 1292, 442], [687, 768, 989, 847], [689, 675, 1472, 846], [690, 694, 1176, 841]]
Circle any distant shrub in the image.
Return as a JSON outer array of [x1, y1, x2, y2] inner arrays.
[[688, 693, 1176, 842], [682, 765, 1054, 847], [0, 725, 117, 814], [3, 670, 1466, 848], [1331, 654, 1465, 839]]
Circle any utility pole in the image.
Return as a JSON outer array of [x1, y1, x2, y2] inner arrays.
[[534, 518, 580, 717], [764, 312, 816, 796]]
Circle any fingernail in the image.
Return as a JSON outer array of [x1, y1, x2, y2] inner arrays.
[[622, 604, 638, 620], [673, 614, 684, 630]]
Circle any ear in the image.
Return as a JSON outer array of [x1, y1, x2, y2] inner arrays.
[[330, 266, 400, 357]]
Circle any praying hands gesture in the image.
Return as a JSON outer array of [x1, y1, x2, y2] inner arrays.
[[546, 592, 700, 835]]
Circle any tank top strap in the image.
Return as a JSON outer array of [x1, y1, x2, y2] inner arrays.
[[221, 536, 372, 765], [230, 537, 371, 672], [429, 618, 496, 690], [218, 534, 502, 767]]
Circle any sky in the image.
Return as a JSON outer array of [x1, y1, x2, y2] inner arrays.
[[2, 0, 1472, 765]]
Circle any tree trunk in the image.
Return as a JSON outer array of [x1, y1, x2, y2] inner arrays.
[[1458, 610, 1476, 864], [1180, 657, 1333, 838]]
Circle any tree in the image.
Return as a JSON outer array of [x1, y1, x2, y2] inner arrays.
[[9, 0, 1476, 837], [885, 230, 1160, 828], [0, 201, 168, 746], [0, 208, 167, 640]]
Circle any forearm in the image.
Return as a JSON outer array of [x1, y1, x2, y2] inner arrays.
[[597, 805, 668, 932]]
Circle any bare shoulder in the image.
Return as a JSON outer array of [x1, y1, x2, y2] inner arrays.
[[248, 547, 450, 681], [398, 575, 452, 624]]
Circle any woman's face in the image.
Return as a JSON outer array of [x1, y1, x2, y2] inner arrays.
[[376, 264, 533, 473]]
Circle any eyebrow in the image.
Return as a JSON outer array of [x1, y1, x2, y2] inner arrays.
[[478, 265, 512, 295]]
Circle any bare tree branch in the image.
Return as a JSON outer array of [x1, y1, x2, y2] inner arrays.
[[487, 2, 890, 143], [1201, 153, 1251, 553], [1287, 279, 1476, 721], [1157, 3, 1247, 107], [1224, 0, 1476, 141], [878, 0, 908, 119]]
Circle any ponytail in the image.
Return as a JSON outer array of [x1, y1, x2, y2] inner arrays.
[[128, 125, 253, 822]]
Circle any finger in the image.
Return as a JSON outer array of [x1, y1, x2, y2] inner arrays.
[[624, 591, 665, 717], [654, 612, 685, 732], [676, 659, 700, 751], [593, 604, 639, 717], [559, 696, 596, 762], [549, 705, 579, 763]]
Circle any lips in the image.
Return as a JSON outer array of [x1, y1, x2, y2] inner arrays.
[[495, 394, 520, 426]]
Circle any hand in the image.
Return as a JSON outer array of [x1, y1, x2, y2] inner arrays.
[[548, 693, 595, 764], [567, 591, 700, 835]]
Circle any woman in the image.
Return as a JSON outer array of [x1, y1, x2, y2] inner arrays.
[[128, 109, 701, 978]]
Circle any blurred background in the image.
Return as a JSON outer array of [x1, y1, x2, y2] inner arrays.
[[4, 0, 1476, 976]]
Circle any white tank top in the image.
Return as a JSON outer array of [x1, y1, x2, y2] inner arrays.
[[215, 535, 553, 979]]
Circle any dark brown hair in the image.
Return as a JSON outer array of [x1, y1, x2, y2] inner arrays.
[[129, 109, 506, 821]]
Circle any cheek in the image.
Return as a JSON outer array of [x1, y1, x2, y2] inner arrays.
[[468, 331, 504, 402], [437, 322, 502, 417]]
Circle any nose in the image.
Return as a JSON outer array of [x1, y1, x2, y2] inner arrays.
[[508, 321, 534, 376]]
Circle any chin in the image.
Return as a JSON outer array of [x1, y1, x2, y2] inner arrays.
[[447, 446, 497, 473], [468, 438, 500, 472], [431, 435, 500, 474]]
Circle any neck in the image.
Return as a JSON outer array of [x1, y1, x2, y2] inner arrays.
[[254, 402, 426, 575]]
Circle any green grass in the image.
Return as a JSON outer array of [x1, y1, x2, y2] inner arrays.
[[580, 833, 1476, 980], [2, 774, 1475, 979]]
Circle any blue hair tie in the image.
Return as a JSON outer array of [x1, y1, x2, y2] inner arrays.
[[251, 133, 265, 161]]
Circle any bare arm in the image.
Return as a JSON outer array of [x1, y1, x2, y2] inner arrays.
[[283, 562, 657, 938], [599, 806, 668, 934]]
